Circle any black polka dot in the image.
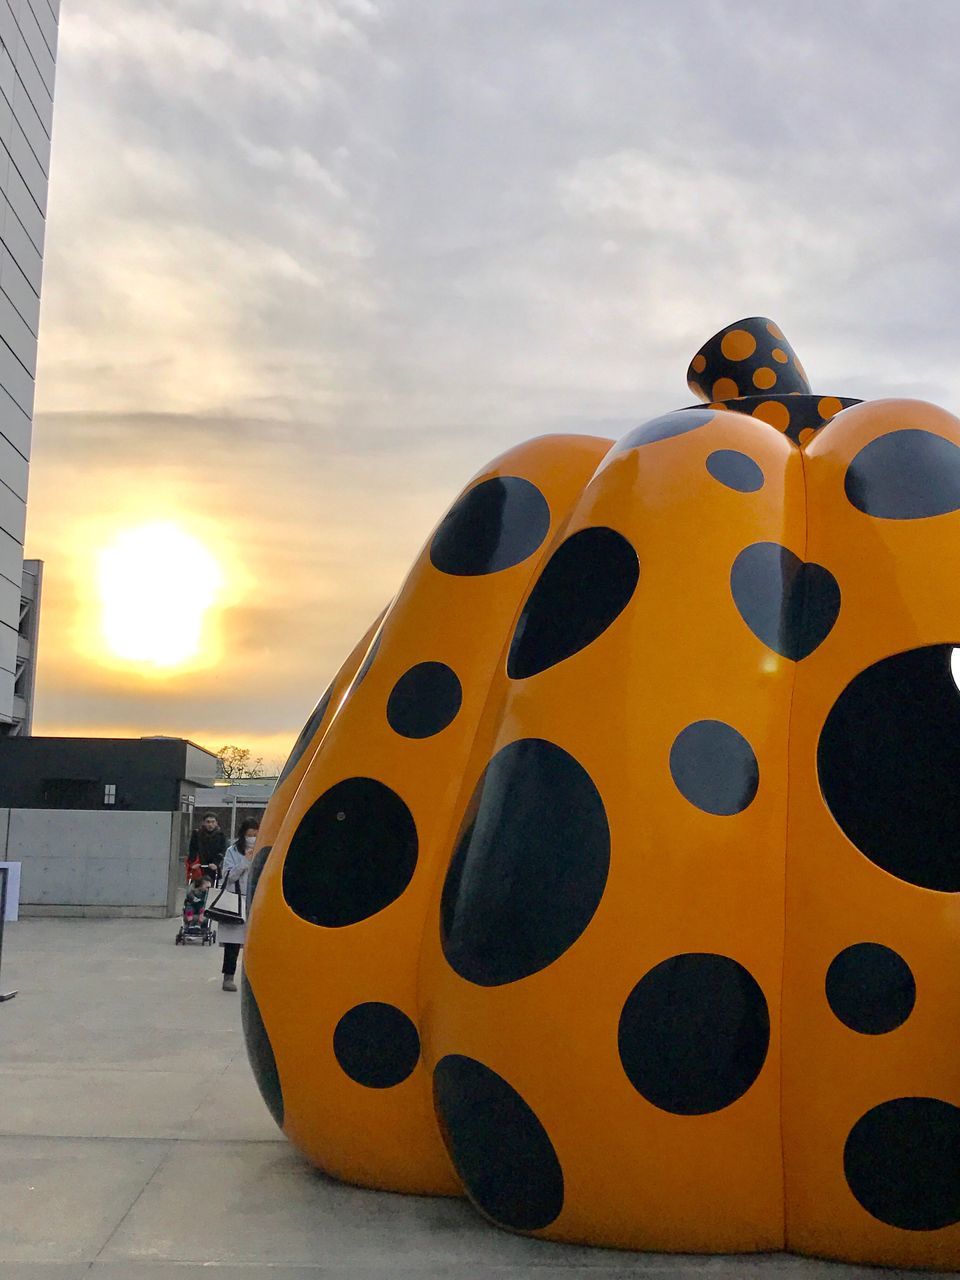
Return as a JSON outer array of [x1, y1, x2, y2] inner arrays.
[[247, 845, 272, 911], [618, 953, 770, 1115], [433, 1054, 564, 1231], [730, 541, 840, 661], [386, 662, 462, 738], [706, 449, 764, 493], [669, 720, 759, 816], [241, 973, 284, 1129], [430, 476, 551, 576], [282, 778, 417, 926], [844, 1097, 960, 1230], [846, 429, 960, 519], [277, 685, 333, 787], [615, 407, 715, 450], [441, 738, 609, 986], [333, 1002, 420, 1088], [818, 644, 960, 891], [825, 943, 915, 1035], [507, 527, 639, 679]]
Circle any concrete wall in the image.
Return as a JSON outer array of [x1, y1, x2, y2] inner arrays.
[[0, 806, 180, 916]]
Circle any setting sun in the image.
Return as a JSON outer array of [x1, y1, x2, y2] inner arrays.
[[97, 521, 224, 671]]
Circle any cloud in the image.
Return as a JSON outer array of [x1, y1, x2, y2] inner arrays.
[[27, 0, 960, 754]]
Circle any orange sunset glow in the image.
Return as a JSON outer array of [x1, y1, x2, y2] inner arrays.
[[24, 410, 432, 766]]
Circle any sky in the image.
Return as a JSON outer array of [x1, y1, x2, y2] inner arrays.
[[25, 0, 960, 767]]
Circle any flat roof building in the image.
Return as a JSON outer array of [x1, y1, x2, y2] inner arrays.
[[0, 1, 59, 730], [0, 734, 220, 916]]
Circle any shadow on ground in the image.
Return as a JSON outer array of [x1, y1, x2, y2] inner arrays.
[[0, 919, 943, 1279]]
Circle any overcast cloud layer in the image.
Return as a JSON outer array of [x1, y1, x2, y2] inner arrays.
[[27, 0, 960, 757]]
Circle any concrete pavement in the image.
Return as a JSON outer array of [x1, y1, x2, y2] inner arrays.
[[0, 918, 949, 1278]]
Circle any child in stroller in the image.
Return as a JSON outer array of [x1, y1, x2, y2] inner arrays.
[[175, 876, 217, 946]]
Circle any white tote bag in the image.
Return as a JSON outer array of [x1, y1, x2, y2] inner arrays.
[[203, 878, 245, 925]]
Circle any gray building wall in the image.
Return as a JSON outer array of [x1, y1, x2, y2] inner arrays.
[[9, 553, 39, 731], [0, 0, 58, 726], [0, 806, 184, 918]]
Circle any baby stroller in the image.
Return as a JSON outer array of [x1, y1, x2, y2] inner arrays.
[[175, 879, 217, 946]]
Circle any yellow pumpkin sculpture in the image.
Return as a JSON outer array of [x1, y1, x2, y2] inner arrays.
[[244, 316, 960, 1270]]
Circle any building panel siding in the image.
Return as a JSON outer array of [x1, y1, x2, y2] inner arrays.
[[10, 0, 55, 95], [0, 559, 15, 619], [0, 615, 15, 672], [0, 522, 19, 582], [0, 239, 39, 332], [0, 0, 53, 726], [23, 0, 56, 62], [0, 9, 52, 144], [0, 473, 25, 541], [0, 427, 26, 495], [0, 191, 41, 291], [0, 385, 30, 456]]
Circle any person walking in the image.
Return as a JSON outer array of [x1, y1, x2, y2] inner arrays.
[[187, 812, 227, 884], [218, 818, 259, 992]]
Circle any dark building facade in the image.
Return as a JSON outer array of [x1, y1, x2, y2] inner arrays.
[[0, 735, 220, 916], [0, 735, 217, 809]]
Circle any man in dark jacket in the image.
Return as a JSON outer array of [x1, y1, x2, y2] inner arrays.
[[187, 813, 227, 884]]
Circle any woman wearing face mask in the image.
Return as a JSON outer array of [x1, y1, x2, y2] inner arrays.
[[217, 818, 260, 992]]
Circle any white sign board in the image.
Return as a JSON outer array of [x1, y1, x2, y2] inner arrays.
[[0, 862, 20, 921]]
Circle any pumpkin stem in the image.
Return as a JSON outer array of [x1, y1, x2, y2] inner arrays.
[[687, 317, 810, 404]]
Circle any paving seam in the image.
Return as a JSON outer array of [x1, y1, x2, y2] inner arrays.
[[0, 1131, 286, 1142], [0, 1064, 240, 1075], [86, 1140, 180, 1266]]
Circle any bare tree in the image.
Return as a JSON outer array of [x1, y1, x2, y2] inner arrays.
[[216, 744, 265, 780]]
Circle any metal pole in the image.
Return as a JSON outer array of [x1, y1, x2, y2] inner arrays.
[[0, 867, 17, 1002]]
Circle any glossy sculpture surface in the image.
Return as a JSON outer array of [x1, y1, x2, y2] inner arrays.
[[244, 316, 960, 1270]]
